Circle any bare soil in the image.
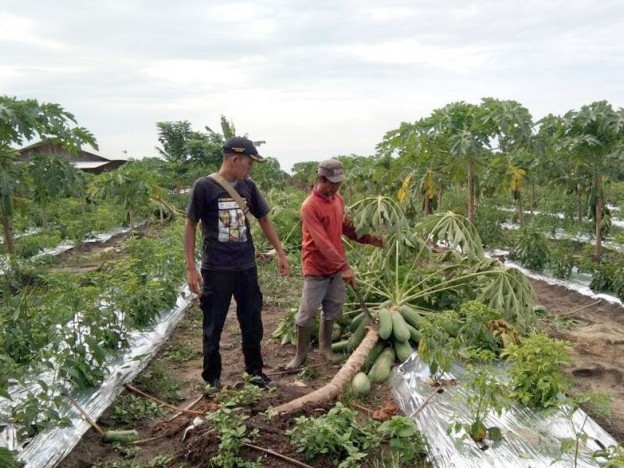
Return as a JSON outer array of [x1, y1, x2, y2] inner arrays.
[[531, 279, 624, 443], [55, 235, 624, 467]]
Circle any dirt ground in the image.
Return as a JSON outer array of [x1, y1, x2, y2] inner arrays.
[[54, 234, 624, 467], [531, 279, 624, 443]]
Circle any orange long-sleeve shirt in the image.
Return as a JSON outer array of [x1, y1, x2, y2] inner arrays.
[[301, 189, 377, 276]]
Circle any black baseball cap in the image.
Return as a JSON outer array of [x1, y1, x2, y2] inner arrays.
[[223, 136, 265, 162]]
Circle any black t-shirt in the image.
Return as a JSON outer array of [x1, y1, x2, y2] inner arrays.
[[187, 176, 269, 271]]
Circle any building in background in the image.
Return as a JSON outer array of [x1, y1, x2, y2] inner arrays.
[[17, 140, 127, 174]]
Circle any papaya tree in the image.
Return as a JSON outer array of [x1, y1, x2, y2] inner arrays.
[[480, 98, 534, 224], [0, 96, 96, 259], [93, 162, 153, 230], [28, 153, 84, 229], [558, 101, 624, 259], [378, 119, 451, 216]]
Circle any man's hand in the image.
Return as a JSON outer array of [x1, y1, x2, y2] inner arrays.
[[187, 268, 203, 295], [278, 253, 290, 277], [341, 265, 355, 286]]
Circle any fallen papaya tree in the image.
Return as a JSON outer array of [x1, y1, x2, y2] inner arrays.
[[273, 327, 379, 415]]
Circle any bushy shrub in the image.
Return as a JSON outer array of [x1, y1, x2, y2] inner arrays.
[[509, 224, 549, 271]]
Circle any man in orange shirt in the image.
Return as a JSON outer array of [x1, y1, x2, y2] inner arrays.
[[286, 159, 382, 370]]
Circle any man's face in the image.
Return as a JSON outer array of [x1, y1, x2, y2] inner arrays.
[[234, 155, 255, 180], [319, 178, 342, 197]]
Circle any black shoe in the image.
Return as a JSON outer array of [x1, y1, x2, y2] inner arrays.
[[203, 378, 221, 396], [248, 372, 277, 389]]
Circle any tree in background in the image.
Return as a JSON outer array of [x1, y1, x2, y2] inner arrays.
[[0, 96, 96, 259], [291, 161, 319, 191], [251, 157, 289, 192], [28, 153, 85, 229], [480, 98, 534, 225], [557, 101, 624, 259], [155, 120, 222, 166], [92, 162, 155, 230]]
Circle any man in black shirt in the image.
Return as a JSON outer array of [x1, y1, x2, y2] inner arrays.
[[184, 136, 289, 392]]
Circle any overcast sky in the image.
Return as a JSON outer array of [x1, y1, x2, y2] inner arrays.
[[2, 0, 623, 172]]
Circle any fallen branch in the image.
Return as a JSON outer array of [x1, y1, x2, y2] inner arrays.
[[567, 299, 602, 315], [350, 401, 373, 414], [266, 362, 329, 376], [272, 328, 379, 415], [124, 384, 204, 416], [243, 442, 313, 468], [167, 394, 205, 422]]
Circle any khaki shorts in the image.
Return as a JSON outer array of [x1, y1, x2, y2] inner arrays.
[[296, 273, 346, 327]]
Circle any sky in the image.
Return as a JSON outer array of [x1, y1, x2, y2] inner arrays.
[[1, 0, 623, 172]]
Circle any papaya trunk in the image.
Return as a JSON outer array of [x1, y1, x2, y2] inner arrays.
[[273, 328, 379, 415], [1, 210, 16, 259], [467, 160, 475, 222], [594, 175, 603, 260]]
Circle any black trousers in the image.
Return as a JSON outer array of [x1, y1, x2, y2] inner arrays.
[[199, 267, 264, 383]]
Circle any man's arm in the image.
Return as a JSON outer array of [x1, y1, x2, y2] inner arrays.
[[301, 205, 350, 274], [342, 213, 384, 247], [184, 218, 203, 294], [257, 215, 290, 277]]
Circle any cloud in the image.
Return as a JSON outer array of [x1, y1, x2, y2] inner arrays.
[[1, 0, 623, 171], [0, 13, 65, 49]]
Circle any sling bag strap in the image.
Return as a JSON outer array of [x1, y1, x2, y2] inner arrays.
[[207, 173, 255, 224]]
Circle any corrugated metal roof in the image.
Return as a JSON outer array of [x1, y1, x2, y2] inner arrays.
[[72, 161, 110, 169]]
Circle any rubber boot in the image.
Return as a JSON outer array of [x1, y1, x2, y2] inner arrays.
[[285, 326, 312, 370], [319, 319, 341, 363]]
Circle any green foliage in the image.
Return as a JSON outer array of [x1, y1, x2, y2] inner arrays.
[[287, 403, 427, 467], [0, 96, 96, 257], [593, 444, 624, 467], [270, 307, 297, 345], [92, 163, 155, 229], [10, 382, 71, 439], [28, 153, 85, 227], [473, 204, 507, 248], [206, 407, 261, 468], [548, 242, 575, 279], [215, 374, 271, 407], [476, 261, 536, 334], [417, 320, 458, 380], [134, 363, 183, 404], [251, 157, 289, 192], [112, 395, 165, 424], [456, 300, 503, 353], [14, 231, 62, 258], [449, 357, 509, 443], [377, 416, 428, 464], [0, 447, 20, 468], [155, 120, 222, 167], [510, 224, 550, 271], [557, 391, 611, 468], [418, 211, 484, 259], [590, 252, 624, 300], [502, 334, 572, 409], [93, 456, 175, 468], [162, 340, 197, 364]]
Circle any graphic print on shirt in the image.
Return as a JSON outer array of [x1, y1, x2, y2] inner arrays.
[[217, 198, 248, 243]]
